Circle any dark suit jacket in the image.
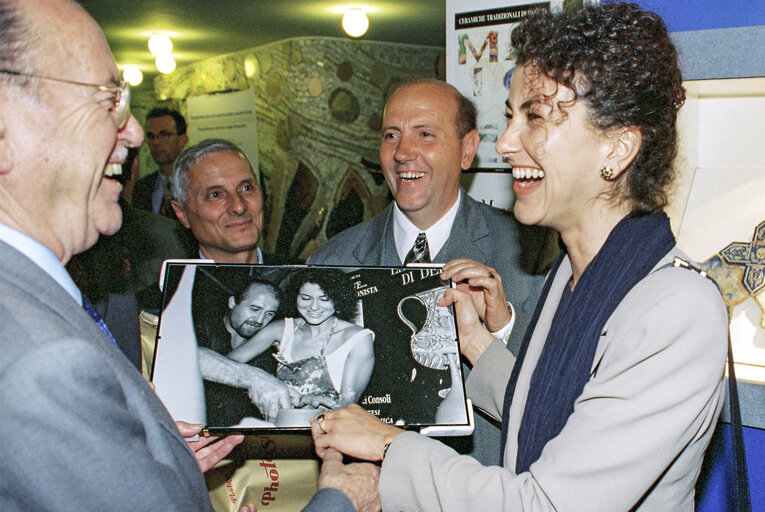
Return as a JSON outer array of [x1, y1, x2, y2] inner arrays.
[[70, 200, 196, 307], [0, 240, 212, 511], [308, 191, 549, 466], [68, 201, 197, 371], [131, 171, 158, 213], [132, 171, 181, 222]]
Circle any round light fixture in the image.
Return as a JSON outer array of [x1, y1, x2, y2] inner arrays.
[[342, 9, 369, 38], [122, 66, 143, 86], [155, 54, 176, 74], [148, 34, 173, 56]]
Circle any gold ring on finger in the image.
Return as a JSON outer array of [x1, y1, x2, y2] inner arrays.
[[315, 413, 327, 433]]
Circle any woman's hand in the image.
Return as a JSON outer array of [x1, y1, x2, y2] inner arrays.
[[311, 404, 403, 461], [439, 286, 496, 365], [440, 258, 512, 332]]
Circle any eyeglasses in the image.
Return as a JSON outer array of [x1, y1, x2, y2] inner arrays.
[[146, 130, 179, 142], [0, 69, 131, 129]]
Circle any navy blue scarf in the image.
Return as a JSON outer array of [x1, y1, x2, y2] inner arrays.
[[500, 212, 675, 472]]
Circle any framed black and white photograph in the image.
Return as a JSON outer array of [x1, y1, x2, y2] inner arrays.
[[151, 263, 473, 435]]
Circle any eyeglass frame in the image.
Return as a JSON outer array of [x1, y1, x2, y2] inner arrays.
[[0, 69, 131, 129], [145, 130, 181, 142]]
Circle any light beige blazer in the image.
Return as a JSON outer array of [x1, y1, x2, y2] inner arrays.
[[379, 248, 727, 512]]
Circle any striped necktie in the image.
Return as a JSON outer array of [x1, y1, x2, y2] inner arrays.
[[404, 232, 430, 264]]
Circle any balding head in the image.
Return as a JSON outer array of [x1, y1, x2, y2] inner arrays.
[[379, 79, 480, 229], [0, 0, 144, 262], [386, 79, 477, 139]]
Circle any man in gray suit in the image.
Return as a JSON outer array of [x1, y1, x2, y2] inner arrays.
[[309, 79, 549, 465], [0, 1, 258, 509]]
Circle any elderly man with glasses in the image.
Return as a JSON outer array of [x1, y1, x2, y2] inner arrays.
[[0, 0, 242, 509], [0, 2, 380, 510]]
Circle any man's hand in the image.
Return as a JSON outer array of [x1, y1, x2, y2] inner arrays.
[[175, 421, 244, 473], [299, 393, 339, 410], [245, 369, 291, 422], [440, 258, 512, 332], [197, 348, 291, 421], [318, 448, 381, 512]]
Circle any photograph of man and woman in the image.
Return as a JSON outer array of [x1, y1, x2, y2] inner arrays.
[[154, 263, 470, 430]]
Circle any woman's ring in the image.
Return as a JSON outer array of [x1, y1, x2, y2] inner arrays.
[[315, 413, 327, 433]]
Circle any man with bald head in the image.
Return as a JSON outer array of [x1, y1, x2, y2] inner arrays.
[[309, 79, 549, 465], [0, 1, 241, 509]]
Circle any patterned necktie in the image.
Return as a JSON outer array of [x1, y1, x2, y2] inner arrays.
[[404, 232, 431, 264], [160, 179, 174, 217], [82, 296, 118, 347]]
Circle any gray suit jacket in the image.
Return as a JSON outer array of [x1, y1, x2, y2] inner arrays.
[[0, 241, 212, 511], [308, 191, 547, 466], [301, 488, 355, 512], [378, 248, 728, 511]]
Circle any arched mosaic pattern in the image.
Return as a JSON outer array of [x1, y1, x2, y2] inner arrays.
[[152, 37, 443, 260]]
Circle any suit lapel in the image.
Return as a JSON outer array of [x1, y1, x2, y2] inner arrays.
[[0, 240, 122, 351], [351, 204, 401, 266], [0, 240, 192, 444], [437, 192, 491, 264]]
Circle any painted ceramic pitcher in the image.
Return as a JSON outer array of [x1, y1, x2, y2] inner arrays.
[[397, 285, 458, 371]]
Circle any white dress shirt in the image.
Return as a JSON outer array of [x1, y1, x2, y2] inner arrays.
[[198, 247, 264, 263], [392, 190, 462, 264]]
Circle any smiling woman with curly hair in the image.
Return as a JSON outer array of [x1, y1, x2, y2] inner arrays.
[[310, 4, 728, 511]]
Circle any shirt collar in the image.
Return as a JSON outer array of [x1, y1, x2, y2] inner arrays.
[[392, 189, 461, 264], [198, 246, 263, 264], [0, 222, 82, 304]]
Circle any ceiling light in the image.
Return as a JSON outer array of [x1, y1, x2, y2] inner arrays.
[[148, 34, 173, 56], [342, 9, 369, 38], [155, 54, 176, 74], [122, 66, 143, 86]]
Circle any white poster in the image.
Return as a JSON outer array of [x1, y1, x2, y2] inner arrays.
[[676, 167, 765, 384], [446, 0, 550, 169], [186, 89, 259, 181]]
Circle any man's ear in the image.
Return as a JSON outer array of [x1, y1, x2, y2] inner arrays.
[[179, 133, 188, 148], [604, 125, 642, 179], [460, 129, 480, 170], [228, 295, 236, 310], [171, 200, 191, 229]]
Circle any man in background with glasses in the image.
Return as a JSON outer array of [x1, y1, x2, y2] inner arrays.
[[132, 107, 189, 219], [0, 1, 241, 509]]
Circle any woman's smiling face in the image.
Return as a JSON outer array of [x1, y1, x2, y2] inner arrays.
[[495, 63, 613, 235], [297, 282, 336, 325]]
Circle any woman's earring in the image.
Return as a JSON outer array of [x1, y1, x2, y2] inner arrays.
[[600, 166, 614, 180]]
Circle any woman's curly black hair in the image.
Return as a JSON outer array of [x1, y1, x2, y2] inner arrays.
[[285, 268, 358, 322], [512, 2, 685, 213]]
